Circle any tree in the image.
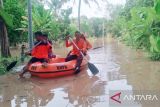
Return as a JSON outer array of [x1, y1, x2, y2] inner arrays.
[[44, 0, 70, 17], [90, 18, 103, 37], [76, 0, 99, 31], [0, 0, 12, 57], [80, 16, 92, 35], [106, 0, 160, 60], [18, 4, 59, 39], [58, 8, 72, 35], [4, 0, 25, 46]]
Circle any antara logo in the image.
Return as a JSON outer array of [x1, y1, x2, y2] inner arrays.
[[110, 92, 122, 104], [110, 91, 159, 105]]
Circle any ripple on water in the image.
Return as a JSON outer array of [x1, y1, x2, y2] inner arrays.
[[0, 38, 159, 107]]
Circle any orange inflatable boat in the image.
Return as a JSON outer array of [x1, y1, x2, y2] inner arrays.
[[28, 55, 89, 78]]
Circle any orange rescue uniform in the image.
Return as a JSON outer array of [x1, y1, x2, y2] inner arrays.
[[85, 40, 92, 50], [31, 43, 52, 59], [66, 38, 87, 56]]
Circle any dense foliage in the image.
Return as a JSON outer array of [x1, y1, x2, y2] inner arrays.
[[3, 0, 25, 46], [0, 57, 16, 75], [107, 0, 160, 60], [1, 0, 104, 46]]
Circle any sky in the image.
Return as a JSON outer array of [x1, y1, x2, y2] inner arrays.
[[45, 0, 126, 18], [62, 0, 126, 18]]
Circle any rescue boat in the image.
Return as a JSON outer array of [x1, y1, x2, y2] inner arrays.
[[28, 55, 89, 78]]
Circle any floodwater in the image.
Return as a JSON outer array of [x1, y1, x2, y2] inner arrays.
[[0, 37, 160, 107]]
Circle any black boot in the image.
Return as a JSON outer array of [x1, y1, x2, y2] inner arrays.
[[74, 67, 81, 74]]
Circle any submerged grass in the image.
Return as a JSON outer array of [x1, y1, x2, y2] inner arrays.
[[149, 53, 160, 61], [0, 57, 17, 75]]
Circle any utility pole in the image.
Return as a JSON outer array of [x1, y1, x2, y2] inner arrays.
[[28, 0, 33, 50], [102, 20, 105, 47], [78, 0, 81, 31]]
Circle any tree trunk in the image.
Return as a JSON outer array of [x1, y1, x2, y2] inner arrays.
[[0, 18, 11, 57], [0, 0, 3, 8], [78, 0, 81, 31], [28, 0, 33, 50]]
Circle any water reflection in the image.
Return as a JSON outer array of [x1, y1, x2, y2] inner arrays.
[[31, 72, 106, 107], [0, 37, 160, 107]]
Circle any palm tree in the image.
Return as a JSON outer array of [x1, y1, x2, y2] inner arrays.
[[0, 0, 12, 57], [44, 0, 70, 17], [76, 0, 99, 31]]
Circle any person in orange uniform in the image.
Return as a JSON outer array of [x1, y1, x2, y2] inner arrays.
[[42, 33, 56, 58], [19, 31, 52, 78], [81, 33, 92, 50], [65, 31, 87, 74]]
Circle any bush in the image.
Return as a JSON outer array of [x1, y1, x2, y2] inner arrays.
[[0, 57, 16, 75], [149, 53, 160, 61]]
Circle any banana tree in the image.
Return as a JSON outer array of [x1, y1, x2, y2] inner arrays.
[[43, 0, 70, 17], [0, 0, 13, 57], [17, 4, 60, 40]]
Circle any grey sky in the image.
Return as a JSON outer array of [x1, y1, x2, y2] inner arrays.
[[63, 0, 126, 18], [46, 0, 126, 18]]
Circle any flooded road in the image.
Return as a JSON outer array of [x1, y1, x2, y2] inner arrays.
[[0, 37, 160, 107]]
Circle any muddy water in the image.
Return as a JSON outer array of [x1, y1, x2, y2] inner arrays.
[[0, 37, 160, 107]]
